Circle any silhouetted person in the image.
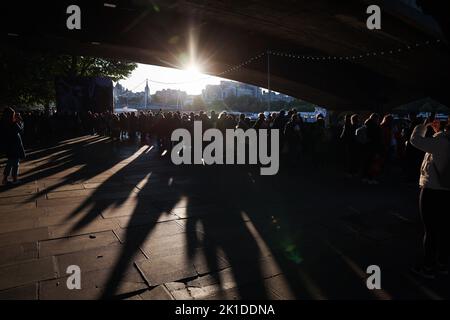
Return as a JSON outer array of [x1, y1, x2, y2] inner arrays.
[[404, 113, 425, 182], [311, 115, 329, 168], [284, 113, 303, 164], [410, 117, 450, 279], [1, 107, 26, 185], [361, 113, 382, 184], [236, 113, 249, 130], [340, 114, 359, 177], [253, 113, 268, 130]]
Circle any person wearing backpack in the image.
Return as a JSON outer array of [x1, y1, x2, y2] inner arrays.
[[410, 117, 450, 279]]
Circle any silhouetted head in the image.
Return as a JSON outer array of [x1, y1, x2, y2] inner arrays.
[[316, 118, 325, 128], [1, 107, 15, 126], [344, 114, 351, 125], [380, 114, 393, 127], [316, 114, 324, 122], [350, 114, 359, 126], [369, 113, 380, 124]]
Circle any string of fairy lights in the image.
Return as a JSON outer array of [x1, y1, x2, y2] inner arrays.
[[267, 38, 443, 61], [216, 52, 266, 77], [117, 37, 444, 94]]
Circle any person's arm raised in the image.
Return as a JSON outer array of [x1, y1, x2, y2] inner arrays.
[[410, 121, 441, 154]]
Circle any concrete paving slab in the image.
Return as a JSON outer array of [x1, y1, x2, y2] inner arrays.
[[114, 221, 185, 244], [37, 197, 89, 208], [0, 219, 41, 234], [48, 218, 119, 238], [0, 202, 37, 212], [139, 285, 174, 300], [46, 189, 93, 200], [0, 283, 38, 300], [41, 184, 85, 193], [170, 205, 223, 219], [0, 195, 36, 205], [100, 202, 161, 219], [39, 231, 120, 257], [116, 211, 179, 228], [0, 208, 47, 222], [140, 232, 205, 259], [0, 242, 38, 266], [55, 243, 147, 274], [0, 227, 49, 248], [0, 256, 57, 290], [136, 254, 197, 286], [40, 265, 148, 299], [0, 187, 38, 198]]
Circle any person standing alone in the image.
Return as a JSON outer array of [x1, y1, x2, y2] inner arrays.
[[1, 107, 26, 185], [410, 117, 450, 279]]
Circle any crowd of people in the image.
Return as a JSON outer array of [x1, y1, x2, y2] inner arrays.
[[4, 109, 449, 180], [3, 108, 449, 180], [339, 112, 445, 185], [17, 109, 324, 156]]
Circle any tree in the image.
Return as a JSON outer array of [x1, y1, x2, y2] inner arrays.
[[288, 98, 316, 112], [0, 47, 137, 109], [208, 100, 227, 112], [191, 95, 206, 111]]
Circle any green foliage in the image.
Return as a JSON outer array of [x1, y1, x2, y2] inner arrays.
[[201, 95, 317, 113], [287, 99, 316, 112], [0, 48, 137, 108], [190, 95, 206, 111]]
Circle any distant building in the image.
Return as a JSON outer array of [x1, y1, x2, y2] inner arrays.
[[113, 83, 127, 103], [202, 81, 263, 103], [202, 84, 223, 103], [153, 89, 188, 109], [144, 79, 150, 108], [114, 82, 151, 109], [184, 95, 195, 106], [118, 79, 297, 110]]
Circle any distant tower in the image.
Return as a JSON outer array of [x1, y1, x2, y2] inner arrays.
[[144, 79, 150, 109]]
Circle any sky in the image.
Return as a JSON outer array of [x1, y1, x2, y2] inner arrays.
[[117, 63, 228, 95]]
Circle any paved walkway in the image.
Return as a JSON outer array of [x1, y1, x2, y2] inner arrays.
[[0, 135, 449, 300]]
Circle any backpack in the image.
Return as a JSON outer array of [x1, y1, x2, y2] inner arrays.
[[433, 135, 450, 189], [355, 125, 368, 144]]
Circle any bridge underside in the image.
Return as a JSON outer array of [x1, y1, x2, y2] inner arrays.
[[2, 0, 450, 110]]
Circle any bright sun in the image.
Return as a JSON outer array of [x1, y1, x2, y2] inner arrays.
[[185, 64, 202, 77]]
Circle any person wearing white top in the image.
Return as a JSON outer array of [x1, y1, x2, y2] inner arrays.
[[409, 117, 450, 279]]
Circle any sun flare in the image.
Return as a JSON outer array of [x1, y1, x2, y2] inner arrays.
[[185, 64, 202, 78]]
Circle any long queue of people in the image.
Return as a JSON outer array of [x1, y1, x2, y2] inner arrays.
[[8, 109, 450, 185], [18, 109, 326, 159]]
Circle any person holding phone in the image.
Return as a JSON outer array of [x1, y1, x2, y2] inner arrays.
[[409, 115, 450, 279], [1, 107, 26, 185]]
